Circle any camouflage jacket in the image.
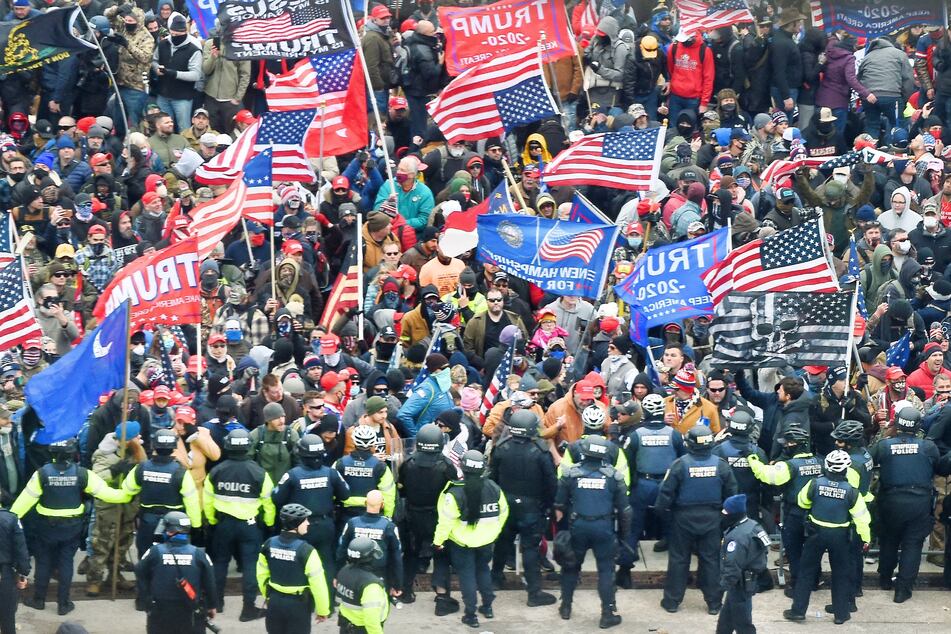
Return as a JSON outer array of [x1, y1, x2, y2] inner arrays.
[[105, 6, 154, 92]]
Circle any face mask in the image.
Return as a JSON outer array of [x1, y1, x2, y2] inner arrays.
[[76, 206, 92, 222], [171, 34, 187, 45], [395, 172, 410, 184], [832, 173, 848, 184], [147, 209, 163, 218], [287, 199, 300, 209], [162, 334, 174, 351], [250, 233, 265, 247], [382, 291, 399, 308], [891, 380, 906, 392], [209, 347, 226, 360], [702, 121, 718, 135], [462, 192, 471, 202], [549, 349, 566, 360], [56, 228, 69, 239], [736, 176, 751, 188], [448, 146, 465, 158], [225, 330, 242, 342], [897, 240, 911, 254], [678, 125, 692, 137], [879, 260, 892, 273], [693, 321, 710, 339], [125, 22, 137, 32], [627, 236, 642, 249], [925, 216, 939, 229], [818, 121, 833, 134], [277, 320, 292, 337], [91, 243, 105, 256], [376, 341, 396, 358], [8, 172, 24, 183], [22, 348, 41, 368], [434, 368, 452, 392], [323, 351, 341, 366], [722, 103, 736, 112], [132, 344, 145, 356]]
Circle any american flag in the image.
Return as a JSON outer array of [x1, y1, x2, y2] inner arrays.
[[319, 240, 359, 329], [158, 340, 178, 389], [539, 223, 604, 264], [579, 0, 599, 31], [543, 128, 664, 191], [0, 259, 42, 351], [885, 331, 911, 368], [231, 5, 331, 44], [702, 219, 840, 306], [861, 147, 900, 166], [267, 48, 355, 111], [676, 0, 753, 35], [759, 156, 827, 184], [189, 149, 275, 259], [406, 329, 444, 394], [480, 338, 515, 424], [427, 47, 558, 143], [0, 212, 16, 270], [840, 237, 868, 319], [194, 120, 259, 185], [708, 291, 851, 369], [255, 109, 317, 183]]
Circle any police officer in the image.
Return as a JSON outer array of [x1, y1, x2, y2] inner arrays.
[[830, 419, 874, 605], [488, 409, 558, 606], [397, 423, 456, 609], [135, 511, 218, 634], [746, 427, 822, 596], [555, 435, 630, 628], [203, 428, 276, 621], [784, 450, 871, 625], [256, 503, 332, 633], [433, 449, 508, 629], [336, 490, 403, 597], [336, 536, 390, 634], [272, 434, 350, 596], [618, 393, 685, 588], [870, 406, 943, 602], [11, 438, 128, 615], [656, 425, 737, 615], [0, 491, 29, 634], [334, 425, 396, 523], [718, 493, 770, 634], [559, 406, 630, 486], [123, 429, 202, 557]]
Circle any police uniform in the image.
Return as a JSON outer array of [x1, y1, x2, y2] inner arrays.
[[870, 432, 940, 600], [11, 453, 128, 612], [203, 451, 276, 612], [0, 506, 29, 634], [396, 443, 455, 599], [257, 531, 331, 633], [336, 558, 389, 634], [488, 431, 557, 601], [843, 444, 874, 602], [655, 445, 737, 612], [334, 450, 395, 522], [714, 437, 767, 519], [273, 461, 350, 594], [124, 455, 202, 557], [718, 510, 770, 634], [135, 534, 218, 633], [747, 450, 822, 589], [789, 472, 871, 622], [335, 511, 402, 592], [620, 421, 685, 573], [559, 435, 631, 486]]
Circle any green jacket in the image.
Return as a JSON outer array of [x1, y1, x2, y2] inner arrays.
[[248, 426, 301, 486], [201, 40, 251, 102]]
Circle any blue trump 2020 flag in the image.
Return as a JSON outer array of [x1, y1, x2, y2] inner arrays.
[[477, 214, 619, 299], [28, 301, 130, 444], [617, 228, 729, 345]]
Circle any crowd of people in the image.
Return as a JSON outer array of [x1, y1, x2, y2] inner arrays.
[[2, 0, 951, 632]]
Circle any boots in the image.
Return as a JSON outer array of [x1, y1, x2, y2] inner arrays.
[[615, 567, 632, 589], [559, 600, 572, 620], [86, 581, 102, 597], [110, 574, 136, 592], [527, 590, 556, 607], [239, 603, 266, 622], [435, 593, 460, 616], [461, 613, 479, 628], [894, 582, 913, 603], [599, 604, 622, 629]]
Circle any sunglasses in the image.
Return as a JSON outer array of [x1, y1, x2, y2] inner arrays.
[[384, 250, 400, 256], [487, 297, 503, 303], [52, 271, 73, 278], [333, 188, 348, 194], [707, 387, 726, 393]]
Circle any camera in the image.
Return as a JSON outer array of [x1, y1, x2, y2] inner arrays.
[[42, 296, 60, 309]]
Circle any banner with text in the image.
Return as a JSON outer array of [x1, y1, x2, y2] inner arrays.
[[439, 0, 574, 76], [809, 0, 943, 38], [220, 0, 355, 60], [477, 214, 618, 299]]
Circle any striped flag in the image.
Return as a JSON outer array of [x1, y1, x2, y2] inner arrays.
[[543, 128, 664, 191], [189, 149, 275, 258], [702, 219, 840, 306], [0, 212, 16, 270], [319, 241, 359, 329], [194, 120, 259, 185], [0, 259, 42, 351], [230, 5, 331, 43], [760, 156, 827, 184], [708, 291, 852, 369], [254, 109, 316, 183], [539, 223, 604, 264], [676, 0, 754, 35], [579, 0, 599, 31], [861, 147, 900, 165], [480, 339, 515, 424], [427, 47, 559, 143]]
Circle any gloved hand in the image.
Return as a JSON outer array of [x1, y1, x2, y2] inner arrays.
[[589, 60, 601, 72], [183, 423, 198, 440], [164, 68, 178, 78], [566, 92, 579, 103], [112, 34, 129, 48], [110, 458, 135, 477], [432, 542, 445, 553]]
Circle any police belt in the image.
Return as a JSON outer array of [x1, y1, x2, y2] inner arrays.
[[637, 472, 665, 481], [880, 485, 933, 495], [406, 503, 436, 512], [268, 584, 309, 599], [570, 512, 613, 522]]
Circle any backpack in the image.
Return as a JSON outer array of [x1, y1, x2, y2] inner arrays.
[[393, 47, 412, 88], [670, 41, 707, 67], [253, 426, 295, 459]]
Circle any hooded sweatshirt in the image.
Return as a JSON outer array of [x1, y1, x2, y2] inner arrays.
[[668, 36, 714, 103]]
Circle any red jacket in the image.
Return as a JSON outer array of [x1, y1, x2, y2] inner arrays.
[[907, 362, 951, 400], [667, 39, 714, 104]]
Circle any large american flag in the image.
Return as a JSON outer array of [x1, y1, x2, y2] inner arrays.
[[0, 259, 42, 351], [539, 223, 604, 264], [543, 128, 664, 191], [254, 109, 317, 183], [231, 5, 331, 43], [0, 212, 16, 270], [319, 240, 360, 329], [702, 219, 840, 306], [759, 156, 827, 184], [480, 339, 515, 424], [194, 120, 259, 185], [189, 149, 275, 259], [427, 47, 558, 143], [676, 0, 753, 35]]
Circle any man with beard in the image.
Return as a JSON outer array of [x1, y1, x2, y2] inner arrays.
[[112, 210, 141, 265], [213, 285, 269, 347], [319, 176, 362, 225], [74, 224, 119, 297], [869, 367, 925, 438], [134, 192, 166, 244], [463, 289, 528, 358]]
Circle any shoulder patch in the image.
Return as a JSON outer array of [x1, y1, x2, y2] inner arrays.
[[278, 472, 290, 485], [416, 389, 428, 397], [726, 540, 737, 552]]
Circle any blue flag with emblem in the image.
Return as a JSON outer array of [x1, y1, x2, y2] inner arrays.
[[568, 191, 612, 224], [885, 331, 911, 369], [477, 214, 619, 299], [29, 301, 130, 444]]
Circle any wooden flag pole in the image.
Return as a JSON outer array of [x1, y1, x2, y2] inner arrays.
[[356, 212, 364, 338], [501, 158, 529, 212]]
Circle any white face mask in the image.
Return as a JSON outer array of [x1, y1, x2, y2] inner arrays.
[[897, 240, 912, 254], [132, 344, 145, 356], [924, 216, 939, 229], [155, 184, 167, 198], [448, 146, 465, 158]]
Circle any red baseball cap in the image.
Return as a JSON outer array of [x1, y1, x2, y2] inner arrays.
[[332, 175, 350, 190], [187, 356, 207, 375], [802, 365, 828, 375], [574, 381, 595, 400], [23, 337, 41, 349], [87, 225, 107, 236], [282, 239, 303, 255], [320, 334, 340, 354], [399, 18, 417, 33], [153, 385, 172, 401], [370, 4, 391, 19], [320, 371, 340, 390], [885, 366, 906, 380], [234, 109, 256, 125], [388, 96, 408, 110], [208, 333, 227, 346], [175, 405, 196, 423], [90, 152, 112, 167]]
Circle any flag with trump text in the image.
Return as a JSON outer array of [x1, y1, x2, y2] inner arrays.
[[219, 0, 355, 60], [702, 219, 840, 306], [477, 214, 618, 299], [543, 128, 664, 191], [676, 0, 753, 36], [428, 47, 559, 144], [93, 238, 201, 329], [708, 291, 852, 369]]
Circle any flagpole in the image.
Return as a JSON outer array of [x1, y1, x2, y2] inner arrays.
[[317, 100, 326, 189], [110, 301, 132, 600], [356, 211, 364, 339], [538, 31, 567, 134], [242, 220, 255, 265], [76, 8, 128, 140], [842, 284, 860, 419], [269, 223, 277, 301], [501, 158, 529, 211]]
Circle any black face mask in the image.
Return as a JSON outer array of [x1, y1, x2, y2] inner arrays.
[[678, 124, 692, 137], [91, 243, 105, 256], [170, 34, 187, 46], [8, 172, 24, 183], [817, 121, 833, 134], [722, 103, 736, 112], [721, 512, 745, 532], [125, 22, 138, 33]]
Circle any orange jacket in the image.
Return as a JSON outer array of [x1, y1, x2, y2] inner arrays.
[[664, 395, 721, 436], [542, 383, 609, 445]]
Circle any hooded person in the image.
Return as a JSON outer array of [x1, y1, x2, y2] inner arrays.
[[861, 244, 898, 307], [519, 133, 553, 173], [396, 353, 455, 435], [878, 186, 923, 233]]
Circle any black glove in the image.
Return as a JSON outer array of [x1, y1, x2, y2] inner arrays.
[[164, 68, 178, 78], [110, 458, 134, 477], [566, 92, 579, 103], [112, 34, 129, 48], [854, 373, 869, 391], [183, 423, 198, 439], [589, 60, 601, 72]]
